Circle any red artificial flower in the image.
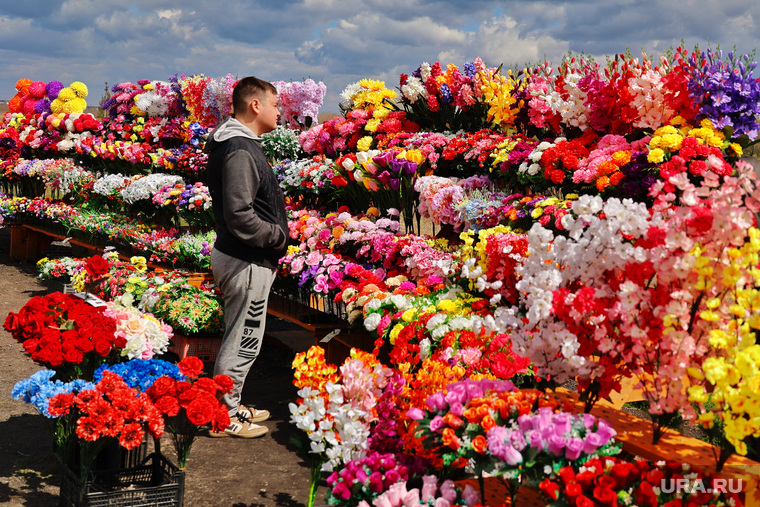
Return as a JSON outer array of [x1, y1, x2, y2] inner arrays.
[[593, 484, 618, 506], [153, 395, 181, 417], [147, 376, 176, 398], [48, 392, 76, 417], [186, 394, 217, 426], [212, 374, 234, 394], [178, 356, 204, 378], [76, 416, 102, 442], [194, 377, 220, 395], [538, 478, 560, 500], [118, 422, 145, 450], [212, 404, 231, 432], [84, 254, 111, 278]]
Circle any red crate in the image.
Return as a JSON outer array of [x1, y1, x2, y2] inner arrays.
[[169, 333, 223, 362]]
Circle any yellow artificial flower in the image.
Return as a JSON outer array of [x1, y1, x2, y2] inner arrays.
[[356, 136, 373, 152], [401, 308, 418, 323], [647, 148, 665, 164], [389, 323, 404, 344], [365, 118, 380, 133]]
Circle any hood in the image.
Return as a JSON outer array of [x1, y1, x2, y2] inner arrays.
[[205, 117, 259, 152]]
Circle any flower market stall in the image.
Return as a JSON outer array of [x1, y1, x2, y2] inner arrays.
[[3, 45, 760, 506]]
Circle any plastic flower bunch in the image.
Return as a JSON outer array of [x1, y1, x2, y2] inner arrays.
[[646, 117, 741, 178], [12, 369, 96, 463], [93, 358, 184, 392], [381, 131, 455, 170], [457, 225, 529, 306], [3, 291, 124, 381], [103, 302, 173, 360], [537, 456, 744, 507], [150, 282, 225, 335], [569, 134, 642, 194], [278, 247, 354, 296], [273, 78, 326, 129], [682, 47, 760, 141], [497, 194, 654, 396], [527, 56, 595, 135], [298, 110, 368, 156], [406, 378, 519, 469], [132, 80, 179, 117], [47, 370, 165, 450], [261, 125, 304, 164], [415, 175, 503, 231], [325, 451, 431, 506], [101, 82, 142, 118], [161, 230, 215, 269], [539, 129, 600, 188], [12, 369, 95, 418], [363, 284, 497, 366], [36, 256, 86, 284], [369, 477, 482, 507], [676, 169, 760, 457], [410, 379, 620, 487], [289, 351, 383, 472], [273, 156, 337, 199], [120, 173, 184, 204], [292, 345, 340, 393], [144, 356, 234, 468], [50, 81, 88, 115], [200, 73, 236, 126], [178, 75, 213, 125]]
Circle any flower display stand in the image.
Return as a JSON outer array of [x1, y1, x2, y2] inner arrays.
[[9, 224, 105, 262], [266, 291, 377, 365]]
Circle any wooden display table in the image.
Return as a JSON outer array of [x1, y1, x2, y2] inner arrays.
[[9, 224, 105, 261]]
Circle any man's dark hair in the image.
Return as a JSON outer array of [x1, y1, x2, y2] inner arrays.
[[232, 76, 277, 115]]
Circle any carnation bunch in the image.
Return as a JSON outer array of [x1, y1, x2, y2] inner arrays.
[[145, 356, 233, 467]]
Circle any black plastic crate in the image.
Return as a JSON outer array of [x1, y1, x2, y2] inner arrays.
[[59, 452, 184, 507]]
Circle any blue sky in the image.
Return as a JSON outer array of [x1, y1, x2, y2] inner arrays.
[[2, 0, 759, 114]]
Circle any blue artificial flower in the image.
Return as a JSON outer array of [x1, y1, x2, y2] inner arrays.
[[439, 83, 453, 105], [12, 370, 95, 417], [463, 62, 477, 79], [94, 358, 184, 393]]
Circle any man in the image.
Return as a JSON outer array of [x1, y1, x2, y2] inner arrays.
[[205, 76, 289, 438]]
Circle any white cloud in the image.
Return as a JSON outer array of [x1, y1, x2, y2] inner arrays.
[[1, 0, 760, 114]]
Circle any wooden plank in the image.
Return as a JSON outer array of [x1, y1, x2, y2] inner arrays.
[[9, 224, 27, 261], [455, 478, 545, 507]]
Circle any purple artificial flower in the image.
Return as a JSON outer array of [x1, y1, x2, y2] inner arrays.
[[582, 431, 604, 454], [526, 430, 544, 451], [547, 434, 567, 455], [509, 430, 527, 451], [429, 415, 444, 433], [564, 437, 584, 460], [594, 419, 617, 445]]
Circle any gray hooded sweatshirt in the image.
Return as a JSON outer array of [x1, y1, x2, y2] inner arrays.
[[205, 117, 288, 269]]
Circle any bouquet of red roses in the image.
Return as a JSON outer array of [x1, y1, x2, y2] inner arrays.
[[4, 291, 124, 381], [537, 455, 744, 507], [47, 370, 165, 480], [145, 356, 233, 468]]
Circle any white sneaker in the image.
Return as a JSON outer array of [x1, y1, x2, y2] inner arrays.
[[208, 414, 269, 438]]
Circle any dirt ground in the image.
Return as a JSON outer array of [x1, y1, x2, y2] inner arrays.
[[0, 227, 327, 507]]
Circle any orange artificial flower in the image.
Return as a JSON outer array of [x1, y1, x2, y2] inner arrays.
[[472, 434, 488, 454], [442, 427, 461, 450]]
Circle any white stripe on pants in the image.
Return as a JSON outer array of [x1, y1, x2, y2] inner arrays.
[[211, 249, 277, 416]]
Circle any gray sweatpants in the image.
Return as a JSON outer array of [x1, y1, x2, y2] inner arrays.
[[211, 249, 277, 416]]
